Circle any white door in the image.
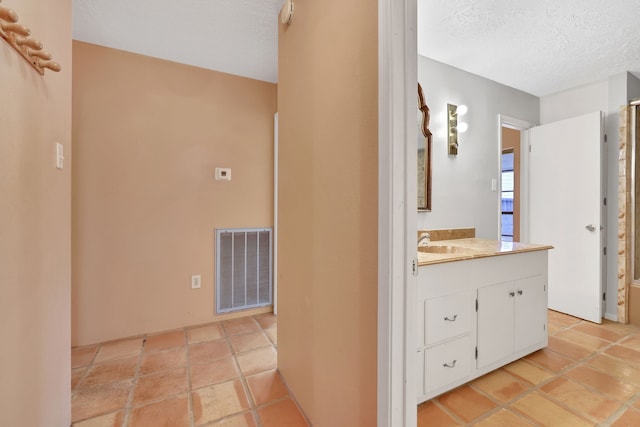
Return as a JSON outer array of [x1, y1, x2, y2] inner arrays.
[[528, 111, 604, 323]]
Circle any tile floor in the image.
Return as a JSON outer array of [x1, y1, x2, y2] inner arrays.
[[418, 310, 640, 426], [71, 313, 309, 427], [73, 310, 640, 426]]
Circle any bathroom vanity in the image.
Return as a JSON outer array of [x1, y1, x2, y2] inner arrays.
[[416, 237, 552, 403]]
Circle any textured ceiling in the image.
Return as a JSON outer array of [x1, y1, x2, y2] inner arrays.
[[73, 0, 283, 83], [73, 1, 640, 95], [418, 0, 640, 96]]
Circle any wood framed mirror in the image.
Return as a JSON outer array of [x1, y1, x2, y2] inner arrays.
[[418, 83, 432, 211]]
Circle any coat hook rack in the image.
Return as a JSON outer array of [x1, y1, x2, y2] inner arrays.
[[0, 0, 61, 75]]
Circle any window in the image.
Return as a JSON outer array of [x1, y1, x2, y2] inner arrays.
[[501, 152, 514, 242]]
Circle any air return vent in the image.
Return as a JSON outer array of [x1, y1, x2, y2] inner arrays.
[[215, 228, 272, 314]]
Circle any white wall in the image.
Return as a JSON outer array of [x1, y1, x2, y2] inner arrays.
[[417, 56, 539, 238], [540, 81, 608, 124]]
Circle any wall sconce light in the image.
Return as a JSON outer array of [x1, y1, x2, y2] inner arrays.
[[447, 103, 459, 155], [447, 103, 468, 155]]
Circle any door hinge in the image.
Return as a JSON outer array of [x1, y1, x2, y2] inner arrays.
[[475, 298, 478, 312], [544, 323, 546, 331], [604, 134, 608, 143], [412, 259, 418, 276], [603, 292, 606, 301], [528, 144, 532, 153], [604, 247, 607, 256], [604, 197, 607, 206], [475, 347, 478, 360]]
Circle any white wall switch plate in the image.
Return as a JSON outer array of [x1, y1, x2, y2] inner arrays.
[[215, 168, 231, 181], [56, 142, 64, 169], [491, 178, 497, 191], [191, 275, 201, 289]]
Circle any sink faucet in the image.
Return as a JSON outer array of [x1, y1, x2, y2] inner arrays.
[[418, 232, 430, 246]]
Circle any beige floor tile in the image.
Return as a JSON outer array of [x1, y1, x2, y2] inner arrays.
[[94, 338, 143, 363], [71, 411, 124, 427], [547, 322, 563, 336], [72, 367, 87, 390], [547, 335, 593, 360], [548, 310, 582, 328], [223, 317, 261, 336], [588, 354, 640, 386], [255, 314, 277, 330], [144, 330, 186, 352], [192, 380, 250, 425], [510, 391, 592, 427], [524, 348, 574, 373], [605, 344, 640, 364], [540, 377, 622, 423], [229, 332, 271, 354], [437, 385, 497, 423], [620, 335, 640, 352], [191, 356, 240, 389], [564, 365, 639, 401], [78, 357, 138, 389], [572, 322, 628, 342], [188, 323, 224, 343], [257, 398, 308, 427], [417, 401, 461, 427], [139, 346, 187, 375], [71, 380, 132, 422], [209, 412, 257, 426], [265, 328, 277, 346], [502, 359, 553, 386], [472, 408, 533, 427], [129, 395, 190, 427], [246, 369, 289, 406], [189, 339, 232, 365], [555, 329, 611, 352], [611, 408, 640, 427], [72, 345, 99, 368], [471, 369, 528, 403], [236, 347, 277, 376], [133, 368, 188, 406]]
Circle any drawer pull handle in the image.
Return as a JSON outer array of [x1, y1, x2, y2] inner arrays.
[[443, 360, 457, 368], [443, 314, 458, 321], [517, 290, 523, 295]]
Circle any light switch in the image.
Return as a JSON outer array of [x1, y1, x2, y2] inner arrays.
[[491, 178, 497, 191], [56, 142, 64, 169], [215, 168, 231, 181]]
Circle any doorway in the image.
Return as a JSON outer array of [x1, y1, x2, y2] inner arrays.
[[501, 127, 521, 242]]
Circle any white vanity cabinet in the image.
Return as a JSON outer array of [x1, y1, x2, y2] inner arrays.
[[417, 249, 548, 403]]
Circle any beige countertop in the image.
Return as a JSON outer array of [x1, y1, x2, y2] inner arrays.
[[417, 238, 553, 266]]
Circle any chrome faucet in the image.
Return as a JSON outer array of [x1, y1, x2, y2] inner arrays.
[[417, 232, 430, 246]]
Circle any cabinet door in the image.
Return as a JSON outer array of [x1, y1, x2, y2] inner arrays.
[[477, 281, 514, 369], [514, 275, 547, 352]]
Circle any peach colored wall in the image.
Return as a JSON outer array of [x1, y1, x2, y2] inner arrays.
[[277, 1, 378, 426], [72, 42, 276, 346], [0, 0, 72, 424]]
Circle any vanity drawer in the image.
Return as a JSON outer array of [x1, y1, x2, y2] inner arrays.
[[425, 334, 472, 393], [425, 291, 474, 345]]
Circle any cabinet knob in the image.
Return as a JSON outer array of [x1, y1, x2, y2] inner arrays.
[[442, 360, 457, 368], [509, 291, 515, 297], [517, 290, 523, 295], [443, 314, 458, 322]]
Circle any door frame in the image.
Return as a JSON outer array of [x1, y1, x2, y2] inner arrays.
[[498, 115, 533, 242], [378, 0, 417, 425]]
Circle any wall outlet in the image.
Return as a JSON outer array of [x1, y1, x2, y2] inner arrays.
[[215, 168, 232, 181], [191, 275, 201, 289]]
